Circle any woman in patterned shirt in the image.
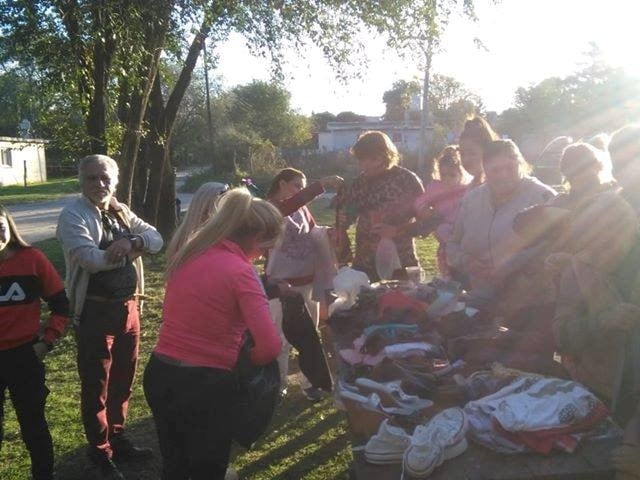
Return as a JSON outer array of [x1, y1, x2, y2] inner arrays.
[[337, 130, 424, 281]]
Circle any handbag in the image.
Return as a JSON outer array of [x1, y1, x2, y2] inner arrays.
[[232, 332, 281, 449]]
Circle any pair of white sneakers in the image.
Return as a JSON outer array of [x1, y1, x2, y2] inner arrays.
[[364, 408, 468, 478]]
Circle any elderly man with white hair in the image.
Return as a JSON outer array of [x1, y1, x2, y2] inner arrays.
[[57, 154, 163, 480]]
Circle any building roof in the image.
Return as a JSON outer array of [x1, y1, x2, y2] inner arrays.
[[0, 136, 49, 144], [324, 120, 433, 132]]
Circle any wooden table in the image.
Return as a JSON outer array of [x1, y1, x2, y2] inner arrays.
[[352, 436, 619, 480]]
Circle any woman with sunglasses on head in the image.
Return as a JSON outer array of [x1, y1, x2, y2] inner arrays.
[[165, 182, 229, 260], [0, 204, 69, 480], [144, 188, 283, 480]]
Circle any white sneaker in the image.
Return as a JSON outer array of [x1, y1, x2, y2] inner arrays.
[[340, 390, 415, 416], [354, 378, 433, 410], [403, 408, 468, 478], [225, 467, 239, 480], [365, 419, 411, 464], [403, 425, 444, 478]]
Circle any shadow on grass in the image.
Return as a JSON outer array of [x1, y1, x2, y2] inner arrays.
[[55, 418, 160, 480], [55, 396, 352, 480]]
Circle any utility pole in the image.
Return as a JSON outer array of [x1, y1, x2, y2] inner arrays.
[[202, 37, 215, 172], [418, 41, 433, 180]]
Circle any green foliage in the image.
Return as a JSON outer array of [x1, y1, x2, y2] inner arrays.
[[383, 79, 421, 121], [497, 46, 640, 142], [382, 74, 481, 131], [227, 80, 312, 148], [335, 111, 366, 122], [311, 111, 336, 132], [179, 166, 247, 193]]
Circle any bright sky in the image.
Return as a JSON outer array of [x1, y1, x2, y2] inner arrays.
[[213, 0, 640, 116]]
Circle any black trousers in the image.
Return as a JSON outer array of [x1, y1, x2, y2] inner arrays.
[[143, 354, 237, 480], [0, 341, 54, 480]]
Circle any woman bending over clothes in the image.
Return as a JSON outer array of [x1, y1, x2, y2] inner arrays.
[[143, 188, 283, 480]]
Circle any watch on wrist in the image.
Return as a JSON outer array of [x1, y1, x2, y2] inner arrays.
[[129, 234, 143, 249]]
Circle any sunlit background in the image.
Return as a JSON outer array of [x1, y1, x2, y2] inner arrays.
[[215, 0, 640, 115]]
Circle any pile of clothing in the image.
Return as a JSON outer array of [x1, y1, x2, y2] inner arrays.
[[464, 375, 614, 454], [331, 279, 471, 400]]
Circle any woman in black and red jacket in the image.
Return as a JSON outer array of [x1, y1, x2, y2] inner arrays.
[[0, 204, 69, 480]]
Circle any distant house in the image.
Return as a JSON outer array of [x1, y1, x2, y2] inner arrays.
[[0, 137, 48, 186], [317, 119, 433, 153]]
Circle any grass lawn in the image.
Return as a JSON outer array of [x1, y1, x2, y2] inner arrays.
[[0, 178, 79, 204], [0, 199, 438, 480]]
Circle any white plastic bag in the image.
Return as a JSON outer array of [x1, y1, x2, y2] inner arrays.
[[329, 266, 370, 315], [375, 237, 401, 280]]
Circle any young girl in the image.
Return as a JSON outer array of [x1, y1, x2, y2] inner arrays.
[[458, 116, 499, 187], [266, 168, 342, 401], [144, 189, 283, 479], [0, 204, 69, 480], [412, 146, 469, 276]]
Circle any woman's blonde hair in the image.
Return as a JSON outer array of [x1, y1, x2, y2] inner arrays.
[[165, 187, 283, 279], [165, 182, 229, 260], [351, 130, 400, 168]]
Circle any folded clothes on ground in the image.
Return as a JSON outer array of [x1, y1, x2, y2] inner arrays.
[[465, 376, 611, 454]]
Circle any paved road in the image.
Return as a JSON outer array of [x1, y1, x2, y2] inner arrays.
[[8, 171, 194, 244]]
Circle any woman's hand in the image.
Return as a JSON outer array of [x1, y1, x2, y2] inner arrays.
[[320, 175, 344, 190]]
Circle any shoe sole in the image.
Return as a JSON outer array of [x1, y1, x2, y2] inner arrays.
[[364, 451, 406, 464], [403, 438, 468, 478], [403, 448, 443, 478]]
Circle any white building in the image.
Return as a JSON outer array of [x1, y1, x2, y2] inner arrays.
[[0, 137, 48, 186], [317, 119, 432, 153]]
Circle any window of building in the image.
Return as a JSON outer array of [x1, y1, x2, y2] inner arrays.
[[0, 148, 12, 167]]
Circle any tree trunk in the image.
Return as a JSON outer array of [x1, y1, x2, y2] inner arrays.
[[117, 0, 173, 205], [157, 153, 177, 239], [141, 24, 209, 228], [86, 1, 117, 154]]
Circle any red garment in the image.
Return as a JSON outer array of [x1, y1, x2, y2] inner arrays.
[[275, 181, 324, 219], [155, 240, 281, 369], [493, 402, 610, 454], [0, 247, 67, 350], [377, 290, 429, 320]]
